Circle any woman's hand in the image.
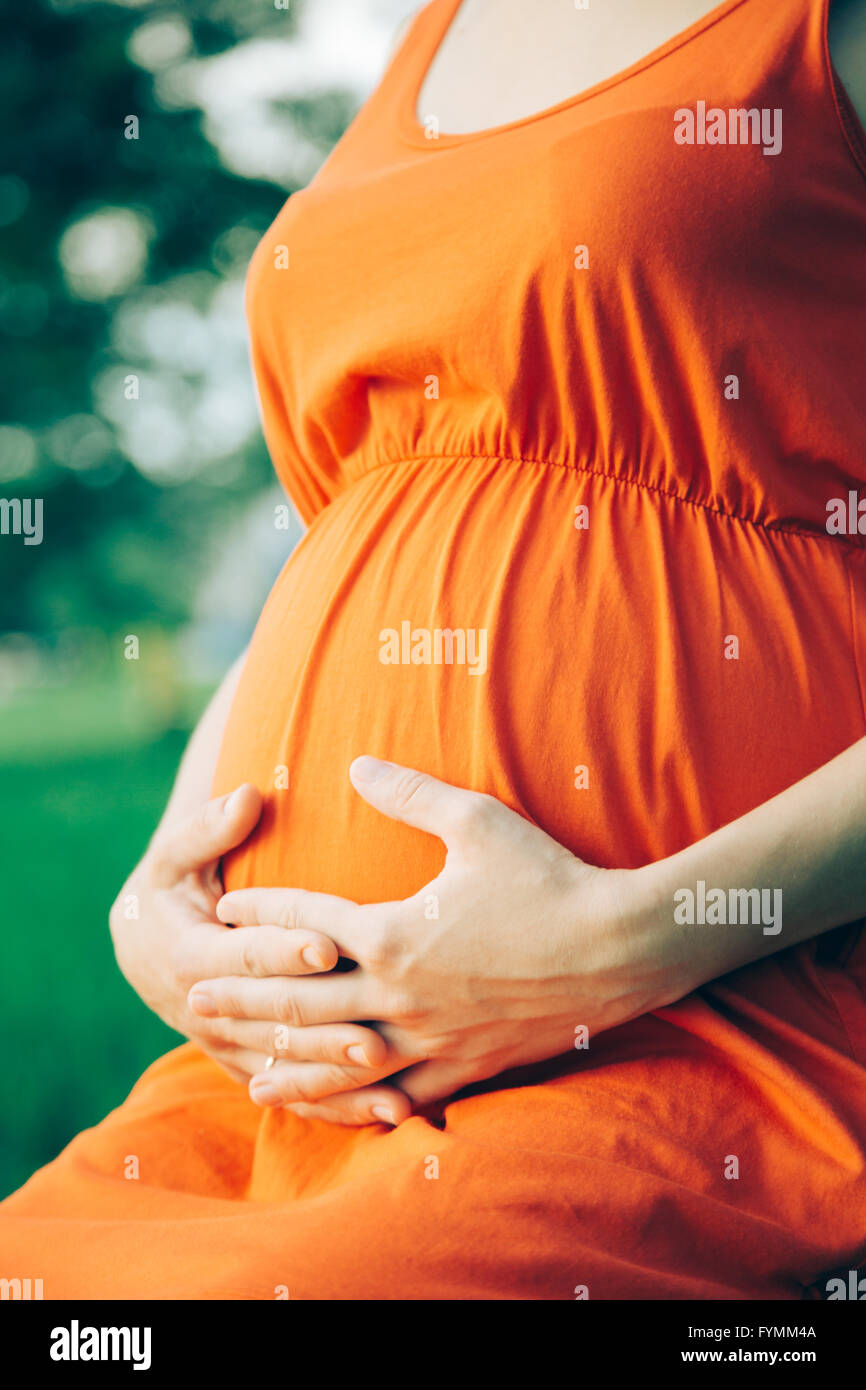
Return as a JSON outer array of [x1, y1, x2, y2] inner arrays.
[[109, 784, 394, 1099], [197, 733, 866, 1124], [197, 759, 669, 1123]]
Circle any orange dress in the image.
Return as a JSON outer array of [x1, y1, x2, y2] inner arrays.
[[3, 0, 866, 1300]]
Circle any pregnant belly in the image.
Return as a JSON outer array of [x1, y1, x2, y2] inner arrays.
[[213, 456, 865, 902]]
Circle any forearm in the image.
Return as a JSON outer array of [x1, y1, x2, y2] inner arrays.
[[632, 736, 866, 1001], [109, 645, 261, 1039], [154, 647, 248, 837]]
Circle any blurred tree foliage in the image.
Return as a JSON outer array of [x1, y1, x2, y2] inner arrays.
[[0, 0, 355, 634]]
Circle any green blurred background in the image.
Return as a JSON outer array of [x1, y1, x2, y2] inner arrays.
[[0, 0, 413, 1198]]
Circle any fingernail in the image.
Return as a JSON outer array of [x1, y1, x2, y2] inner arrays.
[[346, 1044, 373, 1067], [371, 1104, 397, 1125], [250, 1082, 281, 1106], [188, 990, 217, 1016], [351, 756, 390, 783], [223, 787, 244, 815], [215, 895, 234, 922], [301, 946, 328, 970]]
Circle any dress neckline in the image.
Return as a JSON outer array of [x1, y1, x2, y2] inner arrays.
[[398, 0, 753, 148]]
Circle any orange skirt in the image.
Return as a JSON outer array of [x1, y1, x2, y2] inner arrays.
[[2, 932, 865, 1299]]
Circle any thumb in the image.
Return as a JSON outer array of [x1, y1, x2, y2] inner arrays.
[[349, 757, 485, 843], [149, 783, 263, 886]]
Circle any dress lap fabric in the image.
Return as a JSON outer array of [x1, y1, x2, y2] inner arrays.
[[2, 0, 866, 1299]]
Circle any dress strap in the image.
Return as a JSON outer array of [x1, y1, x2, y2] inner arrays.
[[368, 0, 459, 131]]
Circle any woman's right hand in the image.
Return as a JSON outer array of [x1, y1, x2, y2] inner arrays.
[[108, 785, 388, 1088]]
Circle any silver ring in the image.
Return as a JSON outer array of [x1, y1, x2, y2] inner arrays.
[[265, 1055, 277, 1071]]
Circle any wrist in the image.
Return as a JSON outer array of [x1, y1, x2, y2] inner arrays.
[[608, 861, 701, 1013], [557, 859, 692, 1030]]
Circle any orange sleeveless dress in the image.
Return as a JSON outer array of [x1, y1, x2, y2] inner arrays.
[[3, 0, 866, 1300]]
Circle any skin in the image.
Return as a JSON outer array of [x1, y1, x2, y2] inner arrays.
[[416, 0, 747, 133], [112, 1, 866, 1128], [412, 0, 866, 133]]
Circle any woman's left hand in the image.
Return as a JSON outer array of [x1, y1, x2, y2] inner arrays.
[[192, 758, 668, 1124]]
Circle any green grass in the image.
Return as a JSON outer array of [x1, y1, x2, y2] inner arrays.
[[0, 680, 212, 1199]]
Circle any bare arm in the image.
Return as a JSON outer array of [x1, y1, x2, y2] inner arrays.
[[108, 646, 265, 1046], [107, 652, 393, 1100], [634, 734, 866, 996], [153, 647, 247, 836]]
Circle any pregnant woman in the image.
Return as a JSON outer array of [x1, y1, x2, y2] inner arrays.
[[2, 0, 866, 1300]]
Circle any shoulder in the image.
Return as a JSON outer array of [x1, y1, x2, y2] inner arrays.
[[828, 0, 866, 132]]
